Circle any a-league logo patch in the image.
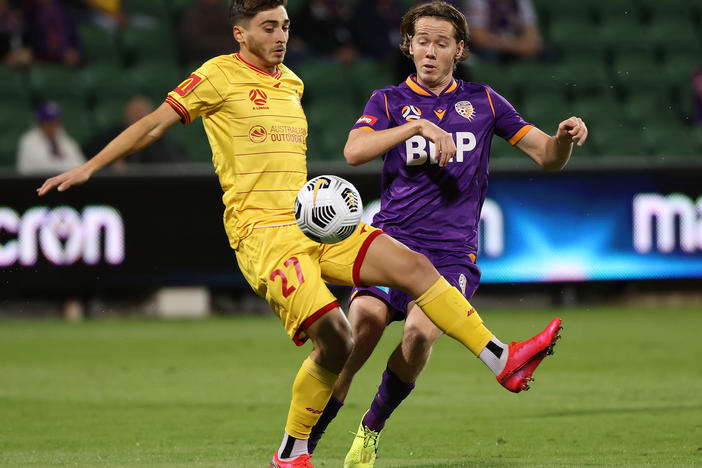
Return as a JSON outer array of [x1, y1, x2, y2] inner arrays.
[[401, 105, 422, 121], [249, 89, 268, 106], [458, 273, 467, 296], [455, 101, 475, 121]]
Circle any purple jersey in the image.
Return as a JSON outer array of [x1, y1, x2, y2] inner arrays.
[[352, 75, 532, 255]]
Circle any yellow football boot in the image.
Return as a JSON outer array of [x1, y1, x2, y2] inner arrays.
[[343, 417, 380, 468]]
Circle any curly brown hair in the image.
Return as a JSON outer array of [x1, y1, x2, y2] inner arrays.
[[229, 0, 287, 26], [399, 1, 470, 63]]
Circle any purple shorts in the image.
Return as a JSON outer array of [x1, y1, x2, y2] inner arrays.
[[349, 249, 481, 322]]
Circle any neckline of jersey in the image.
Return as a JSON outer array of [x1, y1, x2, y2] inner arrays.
[[234, 53, 282, 79], [405, 74, 458, 97]]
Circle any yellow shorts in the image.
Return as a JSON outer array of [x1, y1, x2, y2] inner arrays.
[[235, 222, 383, 345]]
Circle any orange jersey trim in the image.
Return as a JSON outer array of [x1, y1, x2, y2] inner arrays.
[[405, 76, 457, 96], [484, 87, 495, 117], [508, 124, 534, 146], [445, 79, 458, 94], [405, 76, 432, 96]]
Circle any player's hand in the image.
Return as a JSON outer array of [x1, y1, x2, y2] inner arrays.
[[417, 120, 456, 167], [36, 164, 93, 196], [556, 116, 588, 146]]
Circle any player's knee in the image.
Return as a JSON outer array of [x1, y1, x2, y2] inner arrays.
[[402, 322, 436, 356], [307, 310, 354, 368], [400, 251, 436, 285], [350, 297, 388, 336], [319, 317, 354, 361]]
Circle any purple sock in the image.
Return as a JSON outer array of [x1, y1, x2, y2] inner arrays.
[[308, 396, 343, 454], [362, 367, 416, 432]]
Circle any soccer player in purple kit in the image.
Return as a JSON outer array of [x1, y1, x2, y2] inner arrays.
[[308, 2, 588, 466]]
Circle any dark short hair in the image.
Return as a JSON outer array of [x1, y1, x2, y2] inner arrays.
[[229, 0, 287, 26], [399, 1, 470, 63]]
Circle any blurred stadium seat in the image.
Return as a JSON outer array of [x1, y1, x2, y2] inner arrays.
[[121, 23, 179, 65], [0, 66, 30, 102], [304, 97, 359, 160], [296, 60, 354, 102], [79, 25, 122, 65], [1, 0, 698, 170], [650, 18, 699, 55], [127, 61, 183, 103], [521, 91, 569, 130], [168, 120, 211, 163], [592, 125, 648, 156], [92, 98, 126, 133], [645, 124, 699, 157], [557, 57, 611, 98], [81, 62, 138, 101], [348, 59, 395, 105], [612, 53, 669, 94], [548, 18, 604, 57], [29, 65, 88, 104], [489, 136, 517, 158], [638, 0, 697, 20]]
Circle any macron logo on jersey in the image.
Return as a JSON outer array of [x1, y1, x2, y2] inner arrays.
[[356, 115, 378, 126], [173, 74, 202, 97]]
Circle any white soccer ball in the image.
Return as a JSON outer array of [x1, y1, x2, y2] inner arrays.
[[294, 175, 363, 244]]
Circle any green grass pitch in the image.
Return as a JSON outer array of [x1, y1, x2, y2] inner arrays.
[[1, 305, 700, 467]]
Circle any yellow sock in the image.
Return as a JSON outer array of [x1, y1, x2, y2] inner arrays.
[[284, 357, 339, 439], [415, 276, 494, 356]]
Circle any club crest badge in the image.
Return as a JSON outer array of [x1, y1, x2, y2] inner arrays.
[[455, 101, 475, 121], [459, 273, 467, 296]]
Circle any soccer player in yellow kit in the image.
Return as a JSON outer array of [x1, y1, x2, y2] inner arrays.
[[37, 1, 562, 466]]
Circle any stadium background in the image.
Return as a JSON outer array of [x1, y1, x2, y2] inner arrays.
[[1, 1, 701, 466], [1, 0, 701, 310]]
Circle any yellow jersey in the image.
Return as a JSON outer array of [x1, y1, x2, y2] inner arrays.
[[166, 53, 308, 249]]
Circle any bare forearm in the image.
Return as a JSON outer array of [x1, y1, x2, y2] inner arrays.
[[517, 127, 572, 171], [85, 104, 177, 174], [541, 135, 572, 171], [344, 121, 423, 165]]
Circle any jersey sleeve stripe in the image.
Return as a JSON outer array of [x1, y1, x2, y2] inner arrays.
[[484, 87, 496, 117], [383, 93, 389, 119], [165, 96, 191, 124], [508, 124, 534, 145], [204, 73, 225, 101]]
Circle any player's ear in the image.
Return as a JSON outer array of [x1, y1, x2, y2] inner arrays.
[[455, 40, 464, 60], [233, 24, 245, 44]]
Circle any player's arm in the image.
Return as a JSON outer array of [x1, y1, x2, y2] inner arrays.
[[345, 119, 456, 167], [37, 103, 181, 195], [515, 116, 588, 171]]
